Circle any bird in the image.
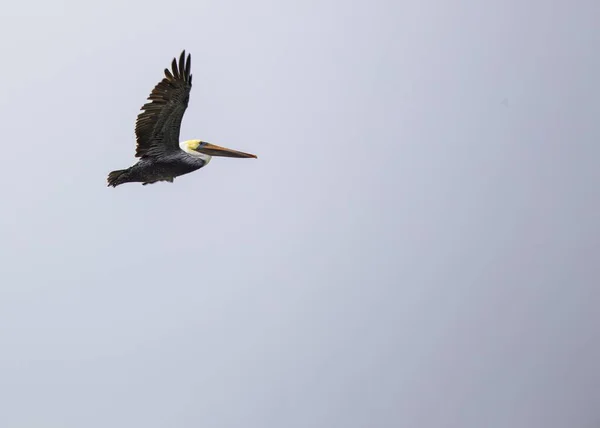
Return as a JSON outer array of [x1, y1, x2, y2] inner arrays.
[[107, 50, 257, 187]]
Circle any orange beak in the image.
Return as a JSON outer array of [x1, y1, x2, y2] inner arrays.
[[196, 143, 257, 159]]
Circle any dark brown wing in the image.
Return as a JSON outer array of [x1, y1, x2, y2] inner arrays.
[[134, 50, 193, 158]]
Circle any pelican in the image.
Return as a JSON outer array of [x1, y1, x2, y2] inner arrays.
[[107, 50, 257, 187]]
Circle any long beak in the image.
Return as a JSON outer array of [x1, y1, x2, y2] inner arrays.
[[196, 143, 257, 158]]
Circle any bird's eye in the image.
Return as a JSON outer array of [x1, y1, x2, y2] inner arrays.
[[200, 141, 207, 147]]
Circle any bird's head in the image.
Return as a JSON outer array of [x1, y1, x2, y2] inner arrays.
[[181, 139, 257, 161]]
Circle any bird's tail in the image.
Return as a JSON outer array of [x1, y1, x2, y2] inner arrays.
[[107, 169, 129, 187]]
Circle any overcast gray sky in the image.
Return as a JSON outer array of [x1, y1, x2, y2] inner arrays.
[[0, 0, 598, 427]]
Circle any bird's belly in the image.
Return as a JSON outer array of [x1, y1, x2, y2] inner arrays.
[[132, 159, 204, 182]]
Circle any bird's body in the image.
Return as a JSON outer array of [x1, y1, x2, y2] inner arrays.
[[107, 50, 256, 187], [108, 149, 207, 186]]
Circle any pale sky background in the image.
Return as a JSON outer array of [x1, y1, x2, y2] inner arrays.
[[0, 0, 598, 427]]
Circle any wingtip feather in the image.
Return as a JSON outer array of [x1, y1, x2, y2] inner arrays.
[[179, 51, 186, 79], [171, 57, 179, 79], [185, 53, 191, 79]]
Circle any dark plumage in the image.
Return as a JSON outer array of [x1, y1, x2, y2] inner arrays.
[[107, 50, 256, 187]]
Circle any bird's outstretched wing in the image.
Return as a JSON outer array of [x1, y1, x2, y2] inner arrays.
[[134, 50, 193, 158]]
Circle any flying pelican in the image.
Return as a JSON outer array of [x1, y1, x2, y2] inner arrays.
[[107, 50, 257, 187]]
